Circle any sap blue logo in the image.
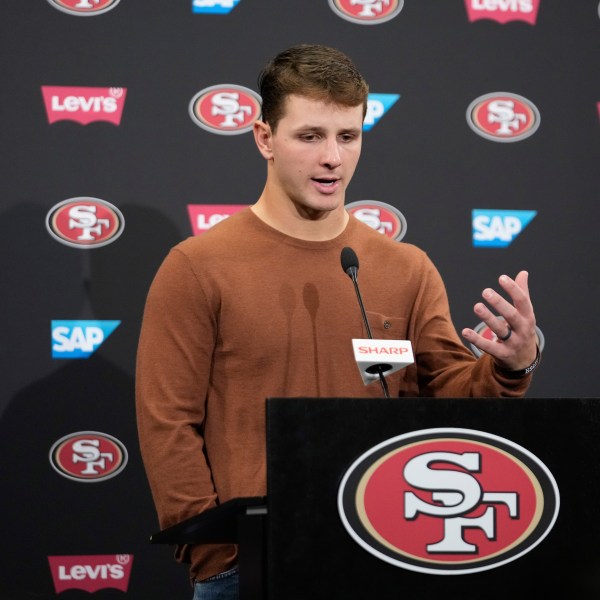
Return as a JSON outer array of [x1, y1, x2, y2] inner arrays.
[[472, 209, 537, 247], [192, 0, 240, 13], [51, 320, 121, 359], [364, 94, 400, 131]]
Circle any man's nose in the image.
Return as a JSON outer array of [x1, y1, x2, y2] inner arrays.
[[321, 138, 342, 168]]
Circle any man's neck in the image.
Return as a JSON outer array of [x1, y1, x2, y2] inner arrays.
[[251, 193, 349, 241]]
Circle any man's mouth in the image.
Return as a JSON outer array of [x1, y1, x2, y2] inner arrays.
[[311, 177, 341, 195], [313, 178, 339, 186]]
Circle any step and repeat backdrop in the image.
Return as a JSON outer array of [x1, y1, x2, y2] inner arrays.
[[0, 1, 598, 598]]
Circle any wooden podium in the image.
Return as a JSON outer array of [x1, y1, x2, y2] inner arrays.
[[153, 397, 600, 599]]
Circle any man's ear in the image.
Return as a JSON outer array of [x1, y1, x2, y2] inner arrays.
[[253, 120, 273, 159]]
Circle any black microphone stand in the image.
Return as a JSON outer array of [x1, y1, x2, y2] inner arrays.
[[341, 253, 391, 399], [347, 273, 391, 399]]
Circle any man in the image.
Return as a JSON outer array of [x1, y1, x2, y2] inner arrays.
[[135, 44, 539, 599]]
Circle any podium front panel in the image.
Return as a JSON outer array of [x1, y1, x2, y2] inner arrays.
[[266, 397, 600, 599]]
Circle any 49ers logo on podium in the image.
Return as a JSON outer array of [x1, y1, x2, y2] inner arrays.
[[338, 428, 559, 574], [47, 0, 121, 16]]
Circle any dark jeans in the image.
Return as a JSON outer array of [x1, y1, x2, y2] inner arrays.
[[193, 566, 239, 600]]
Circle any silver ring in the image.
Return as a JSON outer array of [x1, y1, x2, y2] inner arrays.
[[498, 326, 512, 341]]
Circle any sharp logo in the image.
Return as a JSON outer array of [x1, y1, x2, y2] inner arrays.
[[41, 86, 127, 125], [346, 200, 407, 241], [46, 197, 125, 248], [49, 431, 128, 482], [472, 209, 537, 247], [187, 204, 248, 235], [329, 0, 404, 24], [364, 94, 400, 131], [51, 320, 121, 359], [338, 428, 559, 574], [189, 85, 261, 135], [192, 0, 241, 13], [467, 92, 540, 142], [48, 554, 133, 593], [46, 0, 121, 17], [464, 0, 540, 25]]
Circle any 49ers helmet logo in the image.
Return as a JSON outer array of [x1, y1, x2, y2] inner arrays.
[[47, 0, 121, 16], [189, 84, 261, 135], [46, 197, 124, 248], [329, 0, 404, 24], [466, 92, 540, 142], [338, 428, 559, 574], [346, 200, 407, 241], [49, 431, 128, 482]]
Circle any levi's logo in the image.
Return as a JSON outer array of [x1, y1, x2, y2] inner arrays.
[[188, 204, 248, 235], [48, 554, 133, 593], [464, 0, 540, 24], [41, 86, 127, 125]]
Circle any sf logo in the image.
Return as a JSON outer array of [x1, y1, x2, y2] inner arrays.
[[68, 204, 110, 241], [211, 92, 253, 128], [403, 451, 518, 553], [338, 429, 559, 574]]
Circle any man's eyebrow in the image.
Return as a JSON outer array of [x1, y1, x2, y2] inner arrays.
[[339, 127, 362, 135], [295, 125, 361, 134]]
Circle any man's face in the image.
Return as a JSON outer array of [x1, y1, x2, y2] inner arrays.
[[266, 94, 364, 217]]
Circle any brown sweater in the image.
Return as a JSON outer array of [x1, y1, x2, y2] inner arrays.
[[135, 208, 531, 582]]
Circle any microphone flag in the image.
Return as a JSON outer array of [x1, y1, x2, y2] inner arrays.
[[352, 338, 414, 385]]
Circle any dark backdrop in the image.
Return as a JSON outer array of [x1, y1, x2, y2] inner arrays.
[[0, 1, 598, 598]]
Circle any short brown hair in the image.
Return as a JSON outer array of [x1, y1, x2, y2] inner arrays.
[[257, 44, 369, 131]]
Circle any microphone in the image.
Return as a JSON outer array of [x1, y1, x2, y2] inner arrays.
[[341, 247, 374, 340], [340, 247, 414, 397]]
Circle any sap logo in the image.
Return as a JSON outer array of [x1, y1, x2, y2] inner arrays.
[[364, 94, 400, 131], [472, 209, 536, 247], [51, 320, 121, 359], [192, 0, 241, 13]]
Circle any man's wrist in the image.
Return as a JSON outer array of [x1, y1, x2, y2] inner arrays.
[[495, 347, 541, 379]]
